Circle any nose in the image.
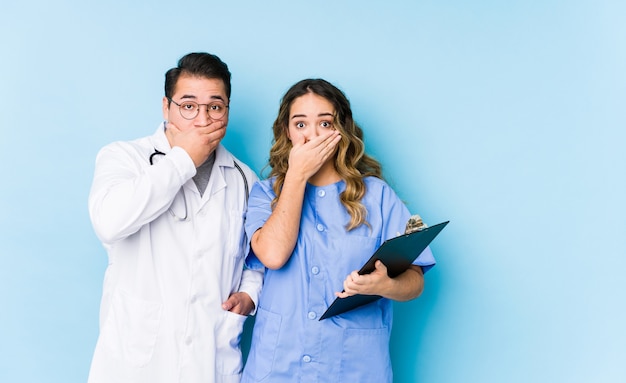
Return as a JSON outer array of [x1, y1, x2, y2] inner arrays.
[[194, 106, 212, 126], [304, 126, 323, 141]]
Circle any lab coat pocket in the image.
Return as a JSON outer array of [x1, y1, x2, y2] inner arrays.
[[216, 310, 247, 375], [101, 290, 162, 367], [339, 327, 392, 382], [244, 307, 281, 381]]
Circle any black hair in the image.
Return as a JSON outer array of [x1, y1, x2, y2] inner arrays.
[[164, 52, 231, 100]]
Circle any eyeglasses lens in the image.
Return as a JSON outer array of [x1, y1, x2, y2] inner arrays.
[[179, 101, 228, 120]]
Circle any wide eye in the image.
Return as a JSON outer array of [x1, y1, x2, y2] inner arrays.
[[320, 121, 333, 129], [295, 122, 305, 129], [181, 102, 197, 111], [209, 103, 223, 112]]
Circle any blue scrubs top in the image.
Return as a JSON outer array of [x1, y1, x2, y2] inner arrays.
[[242, 176, 435, 383]]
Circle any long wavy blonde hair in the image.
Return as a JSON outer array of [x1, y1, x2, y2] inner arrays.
[[268, 79, 383, 231]]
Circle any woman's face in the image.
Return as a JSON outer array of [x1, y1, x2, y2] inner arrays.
[[287, 92, 336, 143]]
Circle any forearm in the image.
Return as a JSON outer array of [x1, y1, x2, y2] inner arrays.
[[251, 171, 307, 269], [380, 265, 425, 301]]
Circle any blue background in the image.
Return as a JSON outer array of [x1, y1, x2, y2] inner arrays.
[[1, 1, 624, 382]]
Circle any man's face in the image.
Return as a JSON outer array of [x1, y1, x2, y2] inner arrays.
[[162, 74, 229, 131]]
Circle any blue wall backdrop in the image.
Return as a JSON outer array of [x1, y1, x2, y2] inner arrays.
[[1, 1, 624, 382]]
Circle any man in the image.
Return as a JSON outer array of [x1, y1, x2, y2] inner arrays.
[[87, 52, 262, 383]]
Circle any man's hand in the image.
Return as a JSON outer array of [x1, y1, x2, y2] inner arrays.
[[222, 292, 255, 316], [165, 121, 226, 167]]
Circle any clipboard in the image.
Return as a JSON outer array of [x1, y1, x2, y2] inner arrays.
[[319, 220, 449, 320]]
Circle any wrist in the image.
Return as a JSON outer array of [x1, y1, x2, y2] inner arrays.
[[284, 168, 309, 186]]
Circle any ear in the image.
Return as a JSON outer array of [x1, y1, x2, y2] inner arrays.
[[162, 96, 170, 121]]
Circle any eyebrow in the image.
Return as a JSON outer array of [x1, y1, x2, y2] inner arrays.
[[290, 112, 334, 120], [179, 94, 226, 102]]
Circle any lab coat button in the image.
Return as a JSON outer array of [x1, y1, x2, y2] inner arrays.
[[185, 336, 192, 345], [316, 224, 324, 232], [311, 266, 319, 275], [307, 311, 316, 320], [302, 355, 312, 363]]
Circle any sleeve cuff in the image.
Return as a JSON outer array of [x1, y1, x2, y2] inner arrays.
[[238, 267, 264, 315]]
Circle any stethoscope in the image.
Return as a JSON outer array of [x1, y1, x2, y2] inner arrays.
[[149, 149, 249, 221]]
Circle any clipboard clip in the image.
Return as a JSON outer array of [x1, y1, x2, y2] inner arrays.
[[404, 214, 428, 234]]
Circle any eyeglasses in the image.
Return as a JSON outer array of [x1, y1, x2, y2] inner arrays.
[[167, 97, 229, 120]]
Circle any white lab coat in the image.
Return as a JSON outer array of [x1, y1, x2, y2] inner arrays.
[[87, 124, 262, 383]]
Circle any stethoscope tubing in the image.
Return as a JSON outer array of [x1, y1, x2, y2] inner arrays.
[[148, 148, 249, 221]]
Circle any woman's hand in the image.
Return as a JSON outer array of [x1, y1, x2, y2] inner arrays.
[[250, 130, 340, 270], [336, 260, 391, 298], [336, 262, 425, 301], [287, 130, 341, 182]]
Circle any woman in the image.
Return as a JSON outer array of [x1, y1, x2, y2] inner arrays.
[[242, 79, 435, 382]]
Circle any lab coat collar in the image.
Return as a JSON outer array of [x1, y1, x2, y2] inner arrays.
[[213, 144, 236, 170], [204, 144, 234, 198], [150, 122, 171, 154]]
